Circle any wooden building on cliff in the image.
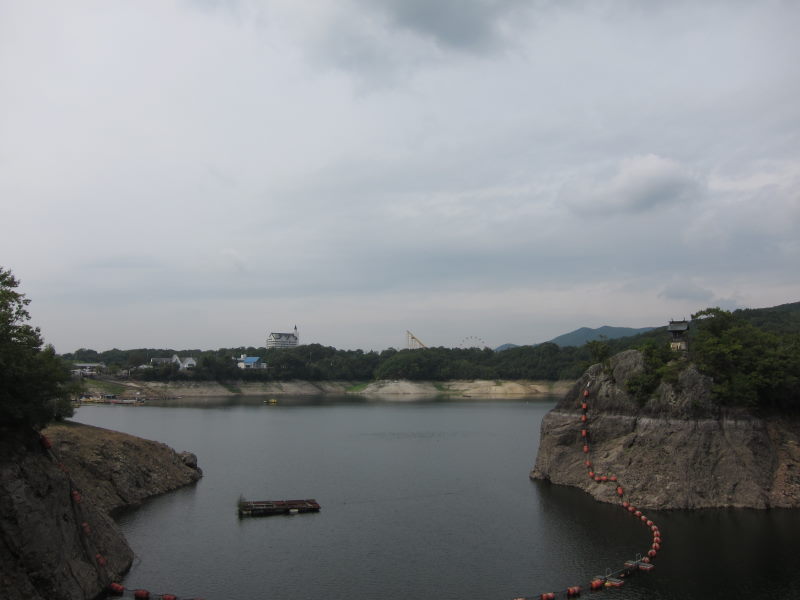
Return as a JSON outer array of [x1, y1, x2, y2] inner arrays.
[[668, 320, 689, 352]]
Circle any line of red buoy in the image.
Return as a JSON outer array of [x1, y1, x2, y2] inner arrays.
[[579, 387, 662, 566], [513, 385, 662, 599]]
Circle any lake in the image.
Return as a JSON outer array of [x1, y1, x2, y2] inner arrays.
[[72, 397, 800, 600]]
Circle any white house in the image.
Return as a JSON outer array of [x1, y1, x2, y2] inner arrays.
[[266, 326, 299, 349], [173, 355, 196, 370], [150, 355, 196, 370]]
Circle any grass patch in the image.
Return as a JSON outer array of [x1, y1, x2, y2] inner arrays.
[[346, 382, 370, 393], [85, 379, 127, 395], [221, 382, 242, 394], [433, 382, 449, 392]]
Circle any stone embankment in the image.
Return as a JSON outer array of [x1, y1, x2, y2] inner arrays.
[[98, 378, 572, 399], [0, 422, 202, 600], [531, 350, 800, 509]]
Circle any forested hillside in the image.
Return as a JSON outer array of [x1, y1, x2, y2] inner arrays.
[[62, 303, 800, 410]]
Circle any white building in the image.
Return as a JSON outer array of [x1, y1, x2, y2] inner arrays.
[[267, 326, 299, 349], [150, 355, 196, 370]]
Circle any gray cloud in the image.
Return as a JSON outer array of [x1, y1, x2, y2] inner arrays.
[[559, 155, 705, 216], [1, 1, 798, 352], [355, 0, 530, 52]]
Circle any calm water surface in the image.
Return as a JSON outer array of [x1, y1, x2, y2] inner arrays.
[[73, 398, 800, 600]]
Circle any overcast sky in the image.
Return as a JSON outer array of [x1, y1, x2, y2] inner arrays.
[[2, 1, 798, 353]]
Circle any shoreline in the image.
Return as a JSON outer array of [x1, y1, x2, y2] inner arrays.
[[87, 378, 574, 399]]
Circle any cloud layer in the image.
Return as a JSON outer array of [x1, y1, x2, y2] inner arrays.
[[1, 1, 798, 351]]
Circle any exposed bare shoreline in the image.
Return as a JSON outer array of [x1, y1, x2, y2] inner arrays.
[[90, 378, 573, 399]]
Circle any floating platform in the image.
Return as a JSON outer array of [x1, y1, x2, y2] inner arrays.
[[238, 499, 320, 517], [624, 559, 655, 572]]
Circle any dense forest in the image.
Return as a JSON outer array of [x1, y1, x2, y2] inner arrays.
[[61, 302, 800, 411], [6, 256, 797, 431], [64, 342, 595, 383]]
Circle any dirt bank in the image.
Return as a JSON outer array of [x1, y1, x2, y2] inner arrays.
[[93, 378, 573, 399]]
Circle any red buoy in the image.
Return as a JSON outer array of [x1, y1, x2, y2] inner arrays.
[[594, 476, 601, 482], [134, 590, 150, 600], [600, 475, 608, 482], [652, 542, 661, 551], [648, 549, 657, 558], [161, 595, 177, 600], [590, 579, 604, 590], [583, 445, 589, 453], [651, 525, 659, 533], [108, 583, 125, 596], [588, 471, 595, 478], [581, 402, 588, 410], [540, 593, 556, 600], [634, 510, 642, 517], [71, 490, 81, 503], [81, 522, 91, 534], [95, 554, 107, 567], [581, 429, 588, 438], [622, 501, 629, 508], [610, 475, 617, 481], [627, 505, 636, 513], [654, 536, 661, 544], [584, 460, 592, 467], [616, 486, 624, 496], [641, 557, 650, 564], [580, 414, 588, 423], [566, 585, 581, 597], [583, 389, 589, 397], [640, 515, 647, 522]]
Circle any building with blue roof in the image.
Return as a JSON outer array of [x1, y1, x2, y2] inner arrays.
[[236, 355, 267, 370]]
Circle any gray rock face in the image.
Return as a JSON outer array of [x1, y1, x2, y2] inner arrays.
[[531, 350, 800, 509], [0, 423, 202, 600]]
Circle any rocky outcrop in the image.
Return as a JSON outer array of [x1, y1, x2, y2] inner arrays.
[[44, 422, 202, 516], [0, 422, 202, 600], [531, 350, 800, 509]]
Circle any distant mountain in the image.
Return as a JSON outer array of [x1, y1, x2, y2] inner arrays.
[[736, 301, 800, 334], [494, 343, 520, 352], [547, 325, 656, 348]]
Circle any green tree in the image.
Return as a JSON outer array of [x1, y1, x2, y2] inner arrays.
[[586, 337, 611, 371], [0, 268, 73, 428], [690, 307, 800, 409]]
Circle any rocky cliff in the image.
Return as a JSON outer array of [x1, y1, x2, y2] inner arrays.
[[531, 350, 800, 509], [0, 422, 201, 600]]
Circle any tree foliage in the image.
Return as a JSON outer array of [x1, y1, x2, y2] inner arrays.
[[0, 268, 73, 428], [57, 302, 800, 413], [690, 307, 799, 409]]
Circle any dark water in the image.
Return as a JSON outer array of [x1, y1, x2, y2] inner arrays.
[[73, 398, 800, 600]]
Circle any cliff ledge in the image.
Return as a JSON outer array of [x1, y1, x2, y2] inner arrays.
[[531, 350, 800, 509], [0, 422, 201, 600]]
